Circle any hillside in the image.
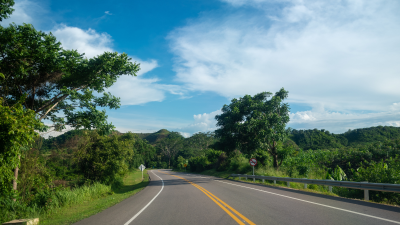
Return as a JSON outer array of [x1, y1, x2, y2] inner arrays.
[[290, 126, 400, 150], [136, 129, 171, 145]]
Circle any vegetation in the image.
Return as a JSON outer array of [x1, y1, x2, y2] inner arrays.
[[0, 4, 148, 224], [1, 1, 400, 222], [215, 88, 291, 169]]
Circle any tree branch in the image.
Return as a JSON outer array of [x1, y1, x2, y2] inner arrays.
[[39, 95, 68, 121]]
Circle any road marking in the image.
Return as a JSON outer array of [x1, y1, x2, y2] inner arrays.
[[161, 172, 255, 225], [216, 180, 400, 224], [124, 171, 164, 225]]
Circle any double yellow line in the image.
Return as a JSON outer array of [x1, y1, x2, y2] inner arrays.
[[159, 172, 256, 225]]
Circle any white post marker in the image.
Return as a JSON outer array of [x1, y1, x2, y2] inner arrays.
[[249, 158, 257, 178], [139, 164, 146, 180]]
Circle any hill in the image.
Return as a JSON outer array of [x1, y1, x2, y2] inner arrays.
[[290, 126, 400, 150], [136, 129, 171, 145]]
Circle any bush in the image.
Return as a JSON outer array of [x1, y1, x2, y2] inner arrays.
[[188, 156, 209, 172]]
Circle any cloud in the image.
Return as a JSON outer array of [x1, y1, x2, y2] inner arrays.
[[169, 0, 400, 113], [52, 25, 114, 58], [177, 109, 222, 135], [0, 0, 43, 26], [107, 76, 184, 105], [105, 11, 112, 15], [50, 24, 185, 105], [289, 106, 400, 134]]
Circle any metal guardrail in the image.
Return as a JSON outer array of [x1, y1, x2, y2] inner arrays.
[[229, 174, 400, 201]]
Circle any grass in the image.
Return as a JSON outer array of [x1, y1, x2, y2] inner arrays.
[[40, 169, 149, 225], [188, 167, 339, 197]]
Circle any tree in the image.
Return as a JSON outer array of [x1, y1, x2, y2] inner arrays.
[[0, 96, 41, 197], [0, 23, 140, 133], [0, 18, 139, 196], [75, 132, 135, 184], [215, 88, 290, 170], [183, 132, 216, 158], [0, 0, 14, 21], [158, 132, 184, 168]]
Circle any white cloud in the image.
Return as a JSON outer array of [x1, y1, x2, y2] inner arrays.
[[50, 24, 184, 105], [177, 110, 222, 135], [52, 25, 114, 58], [0, 0, 42, 26], [107, 76, 184, 105], [105, 11, 112, 15], [169, 0, 400, 113], [289, 105, 400, 133]]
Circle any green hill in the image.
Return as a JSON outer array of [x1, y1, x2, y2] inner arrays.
[[290, 126, 400, 150], [136, 129, 171, 145]]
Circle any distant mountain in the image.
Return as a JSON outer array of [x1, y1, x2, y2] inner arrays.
[[290, 126, 400, 150], [136, 129, 171, 145]]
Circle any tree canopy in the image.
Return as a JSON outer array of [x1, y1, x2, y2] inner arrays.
[[215, 88, 290, 169], [0, 0, 14, 21], [0, 23, 140, 133]]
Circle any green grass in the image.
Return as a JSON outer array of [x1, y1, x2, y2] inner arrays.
[[40, 169, 149, 225], [192, 168, 338, 197]]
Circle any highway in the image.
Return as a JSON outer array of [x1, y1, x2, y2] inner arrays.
[[74, 169, 400, 225]]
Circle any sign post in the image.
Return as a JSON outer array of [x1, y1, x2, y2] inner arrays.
[[249, 158, 257, 177], [139, 164, 146, 180], [183, 163, 187, 172]]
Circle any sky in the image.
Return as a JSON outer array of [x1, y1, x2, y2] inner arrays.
[[2, 0, 400, 137]]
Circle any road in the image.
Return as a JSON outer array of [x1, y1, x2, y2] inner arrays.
[[74, 169, 400, 225]]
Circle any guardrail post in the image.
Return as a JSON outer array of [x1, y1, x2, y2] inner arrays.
[[304, 183, 307, 189], [329, 186, 332, 192], [239, 176, 241, 181], [253, 177, 255, 182], [246, 177, 248, 181], [274, 180, 276, 184], [287, 182, 290, 187], [262, 179, 265, 183], [365, 189, 369, 201], [361, 181, 369, 201]]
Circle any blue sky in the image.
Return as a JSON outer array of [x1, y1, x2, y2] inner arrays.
[[2, 0, 400, 137]]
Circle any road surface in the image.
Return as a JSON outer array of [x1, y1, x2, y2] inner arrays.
[[74, 169, 400, 225]]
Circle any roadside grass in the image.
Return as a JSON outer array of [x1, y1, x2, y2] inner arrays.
[[191, 168, 339, 197], [40, 169, 150, 225]]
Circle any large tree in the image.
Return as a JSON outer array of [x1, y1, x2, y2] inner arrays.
[[215, 88, 290, 170], [0, 23, 139, 133], [0, 0, 15, 21], [158, 132, 184, 168], [0, 21, 139, 195]]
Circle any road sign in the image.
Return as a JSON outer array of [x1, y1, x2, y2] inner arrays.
[[139, 164, 146, 180], [183, 164, 187, 167], [249, 158, 257, 166]]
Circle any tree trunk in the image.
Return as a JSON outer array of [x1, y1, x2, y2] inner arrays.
[[271, 142, 280, 170], [273, 153, 279, 170], [12, 155, 20, 201]]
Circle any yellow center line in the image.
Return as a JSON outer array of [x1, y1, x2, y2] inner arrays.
[[158, 171, 256, 225]]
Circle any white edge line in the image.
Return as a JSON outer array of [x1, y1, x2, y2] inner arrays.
[[124, 171, 164, 225], [216, 180, 400, 225]]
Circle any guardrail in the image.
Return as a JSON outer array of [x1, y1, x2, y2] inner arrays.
[[229, 174, 400, 201]]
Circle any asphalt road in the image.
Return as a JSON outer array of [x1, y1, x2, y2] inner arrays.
[[74, 169, 400, 225]]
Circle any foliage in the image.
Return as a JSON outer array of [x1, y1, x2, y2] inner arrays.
[[75, 132, 136, 185], [215, 88, 290, 169], [290, 126, 400, 150], [0, 97, 42, 196], [157, 132, 184, 168], [0, 0, 14, 21], [183, 132, 216, 158], [0, 23, 140, 133]]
